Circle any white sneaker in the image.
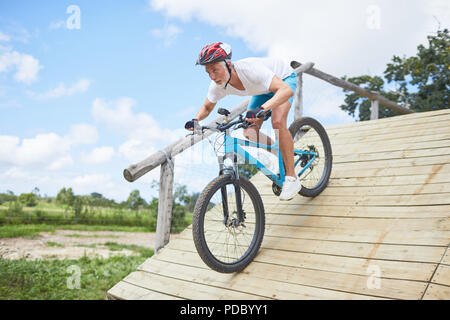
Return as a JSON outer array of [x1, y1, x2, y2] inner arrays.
[[279, 176, 302, 201]]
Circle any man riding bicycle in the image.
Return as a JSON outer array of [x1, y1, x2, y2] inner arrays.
[[185, 42, 301, 201]]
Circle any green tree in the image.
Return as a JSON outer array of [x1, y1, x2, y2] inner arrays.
[[18, 193, 38, 207], [73, 197, 83, 217], [56, 187, 67, 204], [90, 192, 103, 199], [384, 28, 449, 112], [56, 187, 76, 214], [126, 190, 146, 210], [339, 75, 402, 121], [238, 163, 259, 179], [340, 28, 449, 121]]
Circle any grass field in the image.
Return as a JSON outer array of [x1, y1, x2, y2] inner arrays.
[[0, 248, 153, 300], [0, 200, 193, 233], [0, 198, 192, 300]]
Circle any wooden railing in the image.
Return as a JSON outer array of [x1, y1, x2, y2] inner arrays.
[[123, 60, 414, 252]]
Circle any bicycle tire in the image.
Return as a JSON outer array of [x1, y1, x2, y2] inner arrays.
[[289, 117, 333, 197], [192, 174, 265, 273]]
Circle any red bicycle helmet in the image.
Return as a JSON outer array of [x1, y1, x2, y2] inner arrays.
[[196, 42, 232, 65]]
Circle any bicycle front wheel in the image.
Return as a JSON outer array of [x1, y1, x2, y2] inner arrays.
[[289, 117, 333, 197], [192, 174, 265, 273]]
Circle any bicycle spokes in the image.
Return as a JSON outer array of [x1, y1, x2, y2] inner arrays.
[[202, 181, 257, 265], [293, 126, 326, 189]]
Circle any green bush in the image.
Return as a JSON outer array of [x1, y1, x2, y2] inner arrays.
[[8, 201, 23, 215], [18, 193, 38, 207]]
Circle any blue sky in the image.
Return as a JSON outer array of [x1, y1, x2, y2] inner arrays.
[[0, 0, 448, 201]]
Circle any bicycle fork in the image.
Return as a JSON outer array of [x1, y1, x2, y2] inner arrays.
[[218, 154, 245, 226]]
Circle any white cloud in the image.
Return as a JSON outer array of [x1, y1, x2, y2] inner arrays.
[[31, 79, 91, 99], [72, 174, 115, 190], [49, 20, 66, 30], [0, 133, 72, 170], [0, 99, 22, 109], [149, 0, 449, 124], [0, 123, 100, 172], [118, 139, 158, 164], [0, 47, 42, 84], [151, 23, 182, 46], [81, 147, 115, 164], [301, 78, 355, 123], [0, 31, 10, 42], [150, 0, 448, 76], [92, 97, 186, 168], [67, 123, 99, 145]]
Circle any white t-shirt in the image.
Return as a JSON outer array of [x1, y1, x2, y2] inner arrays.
[[207, 57, 294, 103]]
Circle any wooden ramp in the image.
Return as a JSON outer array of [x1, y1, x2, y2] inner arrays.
[[108, 109, 450, 300]]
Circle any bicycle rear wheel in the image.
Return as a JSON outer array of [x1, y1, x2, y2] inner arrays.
[[192, 174, 265, 273], [289, 117, 333, 197]]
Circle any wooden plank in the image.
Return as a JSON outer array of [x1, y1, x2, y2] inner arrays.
[[123, 270, 265, 300], [251, 156, 450, 184], [260, 203, 450, 218], [431, 264, 450, 287], [259, 181, 450, 196], [162, 240, 435, 282], [260, 193, 450, 207], [325, 109, 450, 132], [261, 215, 450, 232], [330, 147, 450, 164], [327, 174, 450, 187], [442, 248, 450, 265], [330, 140, 450, 157], [422, 284, 450, 300], [253, 248, 435, 282], [184, 223, 450, 247], [153, 248, 426, 300], [107, 281, 182, 300], [252, 173, 450, 189], [183, 212, 448, 233], [327, 125, 450, 146], [253, 164, 450, 185], [262, 225, 450, 246], [138, 257, 380, 300], [328, 131, 450, 153], [170, 236, 447, 264], [322, 183, 450, 196], [332, 155, 450, 171], [327, 121, 450, 143], [325, 112, 450, 134], [331, 163, 450, 178]]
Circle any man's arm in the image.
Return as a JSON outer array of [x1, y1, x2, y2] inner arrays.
[[195, 98, 217, 121], [261, 75, 294, 112]]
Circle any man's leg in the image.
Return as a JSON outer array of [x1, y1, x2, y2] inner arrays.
[[271, 100, 295, 177]]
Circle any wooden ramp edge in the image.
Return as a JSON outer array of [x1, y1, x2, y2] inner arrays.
[[108, 109, 450, 300]]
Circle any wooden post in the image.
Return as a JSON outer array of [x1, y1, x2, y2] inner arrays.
[[154, 158, 175, 253], [371, 99, 379, 120], [294, 72, 303, 120]]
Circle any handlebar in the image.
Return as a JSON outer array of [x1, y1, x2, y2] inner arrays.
[[201, 114, 256, 133]]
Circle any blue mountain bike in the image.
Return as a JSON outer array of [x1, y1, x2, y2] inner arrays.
[[192, 108, 332, 273]]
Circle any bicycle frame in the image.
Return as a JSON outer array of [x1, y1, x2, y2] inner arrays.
[[222, 132, 317, 188]]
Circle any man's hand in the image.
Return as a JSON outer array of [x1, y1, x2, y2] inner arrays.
[[185, 118, 198, 131], [245, 106, 266, 123]]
